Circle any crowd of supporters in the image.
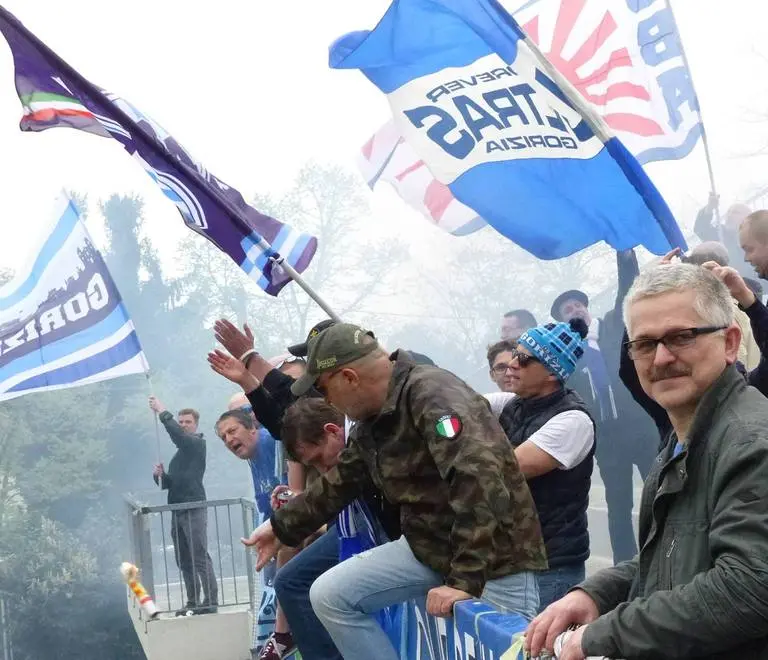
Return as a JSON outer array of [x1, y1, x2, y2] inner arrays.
[[151, 208, 768, 660]]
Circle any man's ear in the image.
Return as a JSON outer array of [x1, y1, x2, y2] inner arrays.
[[323, 422, 341, 435]]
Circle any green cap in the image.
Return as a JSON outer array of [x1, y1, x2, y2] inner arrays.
[[290, 323, 378, 396]]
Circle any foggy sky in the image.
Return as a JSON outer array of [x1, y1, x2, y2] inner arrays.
[[0, 0, 766, 278]]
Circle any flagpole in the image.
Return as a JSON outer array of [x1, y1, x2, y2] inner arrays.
[[256, 236, 342, 322], [145, 371, 163, 489], [664, 0, 723, 238]]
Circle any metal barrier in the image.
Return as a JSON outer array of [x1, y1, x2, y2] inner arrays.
[[124, 496, 257, 614]]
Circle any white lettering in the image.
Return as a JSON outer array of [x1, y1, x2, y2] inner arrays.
[[86, 272, 109, 310], [62, 291, 90, 322], [38, 307, 66, 335]]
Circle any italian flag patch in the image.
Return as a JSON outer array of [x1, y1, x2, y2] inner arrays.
[[435, 414, 462, 438]]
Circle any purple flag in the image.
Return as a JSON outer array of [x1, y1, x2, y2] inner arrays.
[[0, 7, 317, 296]]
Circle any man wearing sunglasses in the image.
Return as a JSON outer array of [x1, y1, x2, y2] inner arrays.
[[486, 319, 594, 610], [527, 263, 768, 660]]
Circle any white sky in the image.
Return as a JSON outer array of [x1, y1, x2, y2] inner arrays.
[[0, 0, 767, 276]]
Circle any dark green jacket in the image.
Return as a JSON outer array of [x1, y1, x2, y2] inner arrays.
[[580, 366, 768, 659], [155, 411, 207, 505], [272, 351, 546, 597]]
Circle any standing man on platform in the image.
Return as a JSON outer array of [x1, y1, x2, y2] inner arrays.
[[150, 396, 218, 616]]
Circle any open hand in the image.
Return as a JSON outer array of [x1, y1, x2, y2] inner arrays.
[[241, 520, 282, 570], [425, 585, 473, 617], [208, 349, 252, 386], [215, 320, 255, 361]]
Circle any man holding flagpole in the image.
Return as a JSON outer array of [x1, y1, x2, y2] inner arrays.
[[150, 396, 218, 617]]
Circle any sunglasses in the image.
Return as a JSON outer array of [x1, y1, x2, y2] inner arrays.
[[492, 348, 540, 373]]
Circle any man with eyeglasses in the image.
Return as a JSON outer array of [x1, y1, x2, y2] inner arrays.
[[486, 319, 595, 610], [527, 263, 768, 660]]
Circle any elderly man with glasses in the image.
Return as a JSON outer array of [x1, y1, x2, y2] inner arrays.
[[486, 318, 595, 610], [527, 263, 768, 660]]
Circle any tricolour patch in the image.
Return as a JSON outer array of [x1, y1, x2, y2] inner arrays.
[[435, 414, 462, 439]]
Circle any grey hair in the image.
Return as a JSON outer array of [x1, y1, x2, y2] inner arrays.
[[687, 241, 730, 267], [623, 263, 734, 333]]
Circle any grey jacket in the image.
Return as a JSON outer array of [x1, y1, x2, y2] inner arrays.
[[580, 366, 768, 659]]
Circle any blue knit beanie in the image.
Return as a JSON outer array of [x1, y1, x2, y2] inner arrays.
[[518, 320, 586, 382]]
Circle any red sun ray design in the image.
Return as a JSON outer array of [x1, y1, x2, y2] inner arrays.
[[523, 0, 663, 137]]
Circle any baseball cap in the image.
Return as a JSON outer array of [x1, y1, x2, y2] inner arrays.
[[291, 323, 378, 396], [287, 319, 337, 357]]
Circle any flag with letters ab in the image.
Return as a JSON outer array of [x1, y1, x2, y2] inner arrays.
[[0, 194, 148, 402], [0, 7, 317, 296], [333, 0, 687, 259]]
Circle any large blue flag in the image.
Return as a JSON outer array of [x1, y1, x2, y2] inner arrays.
[[0, 7, 317, 296], [0, 194, 148, 401], [330, 0, 687, 259]]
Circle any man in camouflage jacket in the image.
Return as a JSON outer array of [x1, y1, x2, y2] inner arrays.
[[243, 323, 546, 660]]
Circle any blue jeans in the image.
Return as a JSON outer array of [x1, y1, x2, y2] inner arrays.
[[309, 536, 539, 660], [536, 563, 586, 612], [274, 527, 342, 660]]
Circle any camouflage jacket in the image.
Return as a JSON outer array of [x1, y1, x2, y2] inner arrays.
[[271, 351, 547, 596]]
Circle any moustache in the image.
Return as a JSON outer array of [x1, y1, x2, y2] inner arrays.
[[650, 366, 692, 382]]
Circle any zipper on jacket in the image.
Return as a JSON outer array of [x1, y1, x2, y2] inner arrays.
[[665, 537, 676, 589]]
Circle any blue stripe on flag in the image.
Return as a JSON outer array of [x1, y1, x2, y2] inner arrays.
[[285, 234, 312, 271], [6, 329, 143, 393], [0, 200, 80, 310], [449, 147, 678, 258], [0, 305, 132, 382], [635, 123, 703, 166]]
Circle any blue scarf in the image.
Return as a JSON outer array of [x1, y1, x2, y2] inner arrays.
[[248, 428, 285, 652]]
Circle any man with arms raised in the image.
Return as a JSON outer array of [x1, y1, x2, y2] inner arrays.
[[527, 263, 768, 660], [242, 324, 546, 660]]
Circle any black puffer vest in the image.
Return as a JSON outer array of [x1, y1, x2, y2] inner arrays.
[[498, 388, 595, 568]]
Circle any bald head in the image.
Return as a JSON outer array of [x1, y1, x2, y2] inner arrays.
[[688, 241, 730, 267], [228, 392, 249, 411], [739, 210, 768, 278]]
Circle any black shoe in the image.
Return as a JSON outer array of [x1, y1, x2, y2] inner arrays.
[[196, 603, 218, 615], [175, 602, 196, 617]]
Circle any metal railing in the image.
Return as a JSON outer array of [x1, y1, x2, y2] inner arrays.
[[124, 496, 257, 614]]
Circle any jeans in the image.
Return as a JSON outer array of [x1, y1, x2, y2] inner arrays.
[[274, 527, 342, 660], [309, 536, 539, 660], [536, 563, 586, 612], [171, 508, 218, 606]]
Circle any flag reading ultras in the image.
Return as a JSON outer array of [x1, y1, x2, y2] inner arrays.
[[0, 7, 317, 296], [359, 0, 702, 238], [333, 0, 687, 260]]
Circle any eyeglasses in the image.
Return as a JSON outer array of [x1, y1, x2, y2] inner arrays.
[[625, 326, 727, 361], [492, 349, 540, 373]]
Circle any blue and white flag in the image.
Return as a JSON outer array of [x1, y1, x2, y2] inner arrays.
[[331, 0, 688, 259], [0, 195, 148, 401]]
